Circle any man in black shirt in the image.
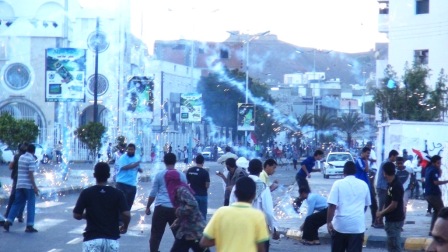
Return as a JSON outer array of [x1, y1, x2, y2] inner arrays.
[[186, 154, 210, 219], [73, 162, 130, 251], [376, 162, 404, 252]]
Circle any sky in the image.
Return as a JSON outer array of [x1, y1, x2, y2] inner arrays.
[[132, 0, 388, 53]]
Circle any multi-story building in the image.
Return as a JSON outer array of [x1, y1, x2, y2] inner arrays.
[[0, 0, 149, 160], [377, 0, 448, 89]]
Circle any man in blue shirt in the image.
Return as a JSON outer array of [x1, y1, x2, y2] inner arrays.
[[295, 150, 323, 192], [425, 155, 448, 235], [355, 147, 379, 228], [296, 187, 328, 245], [115, 143, 142, 211]]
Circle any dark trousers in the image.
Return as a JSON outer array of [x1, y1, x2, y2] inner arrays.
[[425, 195, 445, 232], [369, 184, 378, 225], [116, 182, 137, 210], [150, 205, 176, 252], [302, 208, 328, 241], [171, 238, 203, 252], [295, 174, 310, 192], [331, 231, 364, 252], [5, 178, 24, 219], [194, 195, 208, 220]]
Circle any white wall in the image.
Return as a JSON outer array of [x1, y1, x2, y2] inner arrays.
[[387, 0, 448, 89]]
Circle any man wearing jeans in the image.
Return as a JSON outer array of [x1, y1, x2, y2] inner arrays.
[[145, 153, 187, 252], [3, 144, 39, 232], [186, 154, 210, 220], [116, 143, 142, 211], [376, 162, 404, 252], [327, 161, 371, 252], [375, 150, 399, 228], [424, 155, 448, 236]]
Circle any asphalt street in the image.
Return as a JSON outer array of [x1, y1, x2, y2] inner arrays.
[[0, 160, 431, 251]]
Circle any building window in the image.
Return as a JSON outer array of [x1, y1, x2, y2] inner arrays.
[[414, 49, 429, 65], [416, 0, 429, 14], [379, 1, 389, 14], [87, 74, 109, 96], [220, 49, 229, 59], [4, 63, 31, 90]]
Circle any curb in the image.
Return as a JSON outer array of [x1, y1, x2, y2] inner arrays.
[[285, 229, 433, 251]]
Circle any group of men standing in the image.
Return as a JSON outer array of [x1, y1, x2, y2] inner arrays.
[[293, 141, 448, 252], [143, 148, 280, 252]]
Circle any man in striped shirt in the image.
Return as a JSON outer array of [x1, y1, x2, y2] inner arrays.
[[3, 144, 39, 232]]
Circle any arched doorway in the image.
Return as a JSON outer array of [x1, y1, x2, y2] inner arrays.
[[75, 105, 113, 160], [0, 99, 47, 143]]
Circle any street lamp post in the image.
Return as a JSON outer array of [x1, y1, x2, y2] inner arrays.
[[228, 30, 269, 145], [296, 49, 331, 149], [244, 31, 269, 145], [93, 17, 99, 123]]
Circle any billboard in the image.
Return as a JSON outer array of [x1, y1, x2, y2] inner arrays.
[[45, 48, 86, 102], [180, 93, 202, 123], [237, 103, 255, 131], [126, 76, 154, 119]]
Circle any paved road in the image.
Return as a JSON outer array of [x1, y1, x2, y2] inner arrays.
[[0, 160, 432, 251]]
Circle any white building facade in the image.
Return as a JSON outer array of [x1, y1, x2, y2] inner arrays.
[[378, 0, 448, 89]]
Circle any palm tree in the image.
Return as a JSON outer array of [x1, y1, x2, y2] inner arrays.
[[313, 111, 336, 146], [336, 112, 365, 148], [297, 113, 314, 127]]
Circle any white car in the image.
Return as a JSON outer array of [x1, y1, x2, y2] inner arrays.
[[0, 144, 44, 164], [322, 152, 354, 179], [201, 146, 224, 160], [0, 145, 14, 163]]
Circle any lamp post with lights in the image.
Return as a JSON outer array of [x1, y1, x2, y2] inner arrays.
[[228, 30, 270, 144]]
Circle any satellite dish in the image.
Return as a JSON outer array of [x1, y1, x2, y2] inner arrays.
[[87, 30, 109, 53]]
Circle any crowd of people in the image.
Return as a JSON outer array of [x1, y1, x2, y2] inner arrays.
[[2, 140, 448, 252], [293, 141, 448, 252]]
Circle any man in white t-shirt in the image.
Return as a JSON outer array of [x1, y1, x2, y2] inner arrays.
[[327, 161, 371, 252]]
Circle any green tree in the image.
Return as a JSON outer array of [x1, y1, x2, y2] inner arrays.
[[197, 68, 277, 144], [297, 113, 314, 127], [373, 64, 447, 122], [74, 122, 106, 160], [313, 111, 336, 146], [0, 113, 39, 151], [336, 112, 365, 148]]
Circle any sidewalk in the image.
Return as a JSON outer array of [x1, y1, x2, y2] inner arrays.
[[0, 161, 435, 250], [278, 182, 434, 251]]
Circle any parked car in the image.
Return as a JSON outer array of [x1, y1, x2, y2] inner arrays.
[[0, 145, 14, 163], [201, 146, 224, 160], [321, 152, 354, 179], [0, 143, 45, 164]]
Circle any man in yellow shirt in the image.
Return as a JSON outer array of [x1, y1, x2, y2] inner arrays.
[[260, 159, 279, 192], [200, 177, 270, 252]]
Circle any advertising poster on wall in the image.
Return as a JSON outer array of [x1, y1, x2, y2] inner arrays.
[[237, 103, 255, 131], [45, 48, 86, 102], [180, 93, 202, 123], [126, 76, 154, 119]]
